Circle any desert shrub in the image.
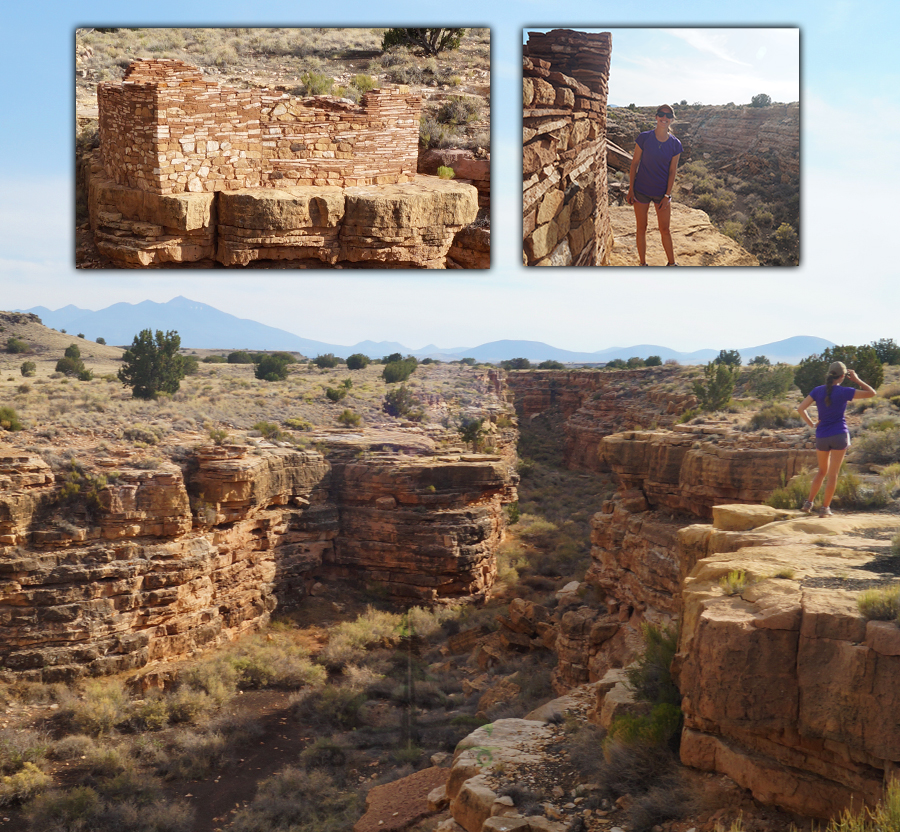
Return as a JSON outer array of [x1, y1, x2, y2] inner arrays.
[[56, 344, 86, 376], [516, 514, 560, 549], [20, 360, 36, 377], [202, 354, 227, 363], [716, 349, 743, 367], [154, 729, 228, 781], [229, 767, 357, 832], [122, 425, 160, 445], [382, 357, 417, 383], [325, 386, 347, 402], [255, 354, 292, 381], [63, 679, 129, 736], [345, 353, 370, 370], [600, 722, 682, 800], [457, 416, 485, 451], [6, 337, 29, 354], [723, 220, 743, 240], [224, 637, 325, 690], [96, 337, 106, 345], [383, 385, 423, 419], [299, 737, 350, 777], [181, 355, 199, 376], [854, 427, 900, 465], [292, 686, 367, 731], [0, 407, 23, 432], [437, 165, 455, 179], [300, 70, 333, 95], [834, 469, 890, 509], [0, 761, 52, 806], [352, 73, 378, 94], [319, 606, 406, 668], [892, 532, 900, 556], [857, 586, 900, 621], [750, 403, 803, 429], [227, 351, 253, 364], [693, 361, 737, 411], [775, 222, 797, 249], [625, 623, 680, 706], [765, 469, 812, 509], [314, 353, 340, 369], [436, 95, 481, 125], [337, 409, 362, 427], [748, 363, 795, 400], [285, 417, 312, 431], [0, 728, 51, 775]]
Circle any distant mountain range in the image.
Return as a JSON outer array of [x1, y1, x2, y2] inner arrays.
[[17, 297, 836, 365]]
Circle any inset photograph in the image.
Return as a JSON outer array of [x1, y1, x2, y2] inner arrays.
[[75, 27, 490, 269], [523, 28, 799, 266]]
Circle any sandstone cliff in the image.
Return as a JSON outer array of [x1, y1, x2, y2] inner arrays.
[[0, 439, 517, 681]]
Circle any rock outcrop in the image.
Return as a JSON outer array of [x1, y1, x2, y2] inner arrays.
[[505, 368, 697, 473], [606, 203, 758, 267], [523, 31, 612, 266], [0, 441, 516, 680], [676, 507, 900, 818]]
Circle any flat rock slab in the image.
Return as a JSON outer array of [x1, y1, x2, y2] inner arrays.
[[354, 766, 450, 832], [607, 203, 758, 266]]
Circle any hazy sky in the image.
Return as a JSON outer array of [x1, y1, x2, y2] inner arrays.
[[1, 0, 898, 353]]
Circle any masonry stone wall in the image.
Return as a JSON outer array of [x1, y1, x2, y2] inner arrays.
[[523, 30, 612, 266], [97, 59, 421, 195]]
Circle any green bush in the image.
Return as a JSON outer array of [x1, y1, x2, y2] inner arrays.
[[871, 338, 900, 366], [537, 360, 565, 370], [96, 337, 106, 345], [227, 351, 253, 364], [854, 427, 900, 465], [20, 360, 36, 377], [645, 355, 662, 367], [345, 353, 370, 370], [292, 686, 367, 731], [325, 386, 347, 402], [6, 337, 29, 354], [775, 222, 797, 249], [255, 354, 291, 381], [693, 361, 738, 411], [719, 570, 749, 596], [382, 357, 417, 383], [383, 385, 423, 419], [202, 354, 227, 364], [314, 353, 340, 369], [382, 27, 464, 55], [352, 74, 378, 94], [625, 623, 680, 706], [0, 762, 52, 806], [748, 363, 795, 400], [300, 71, 333, 96], [337, 409, 362, 427], [0, 407, 23, 431], [501, 357, 531, 370], [437, 165, 455, 179], [764, 469, 813, 509], [436, 95, 481, 125]]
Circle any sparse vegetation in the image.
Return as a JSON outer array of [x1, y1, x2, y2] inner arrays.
[[857, 586, 900, 621], [719, 570, 749, 596], [118, 329, 185, 400]]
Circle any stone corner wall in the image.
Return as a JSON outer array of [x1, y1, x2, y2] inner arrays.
[[523, 30, 612, 266], [97, 59, 422, 196]]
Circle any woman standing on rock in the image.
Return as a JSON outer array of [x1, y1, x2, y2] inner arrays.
[[626, 104, 682, 266], [797, 362, 876, 516]]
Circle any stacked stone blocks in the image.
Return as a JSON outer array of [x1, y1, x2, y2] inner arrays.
[[97, 59, 422, 195], [523, 30, 612, 266]]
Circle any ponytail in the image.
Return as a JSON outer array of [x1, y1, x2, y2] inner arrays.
[[824, 361, 847, 407]]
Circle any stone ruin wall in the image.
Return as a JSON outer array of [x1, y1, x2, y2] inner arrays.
[[523, 30, 612, 266], [98, 59, 421, 194]]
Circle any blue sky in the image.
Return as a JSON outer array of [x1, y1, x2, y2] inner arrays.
[[0, 0, 897, 353]]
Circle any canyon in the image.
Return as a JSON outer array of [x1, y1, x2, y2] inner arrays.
[[2, 362, 897, 826]]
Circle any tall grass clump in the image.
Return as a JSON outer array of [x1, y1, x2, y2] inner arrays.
[[764, 469, 812, 509], [824, 778, 900, 832], [719, 570, 750, 596], [857, 586, 900, 621]]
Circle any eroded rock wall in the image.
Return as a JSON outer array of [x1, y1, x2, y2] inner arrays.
[[675, 508, 900, 818], [0, 443, 516, 679], [523, 30, 612, 266], [506, 368, 696, 472]]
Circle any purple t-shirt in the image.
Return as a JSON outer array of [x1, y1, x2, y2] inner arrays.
[[810, 384, 856, 438], [634, 130, 683, 197]]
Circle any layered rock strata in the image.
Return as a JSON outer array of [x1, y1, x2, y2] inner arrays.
[[505, 368, 696, 472], [523, 30, 612, 266], [86, 159, 478, 268], [675, 507, 900, 818], [0, 443, 516, 679], [328, 454, 517, 601]]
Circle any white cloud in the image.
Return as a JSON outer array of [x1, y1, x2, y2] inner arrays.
[[664, 29, 752, 67]]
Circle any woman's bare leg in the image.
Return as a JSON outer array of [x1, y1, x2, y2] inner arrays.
[[633, 201, 650, 264], [656, 198, 675, 264], [821, 448, 847, 508], [806, 450, 830, 504]]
